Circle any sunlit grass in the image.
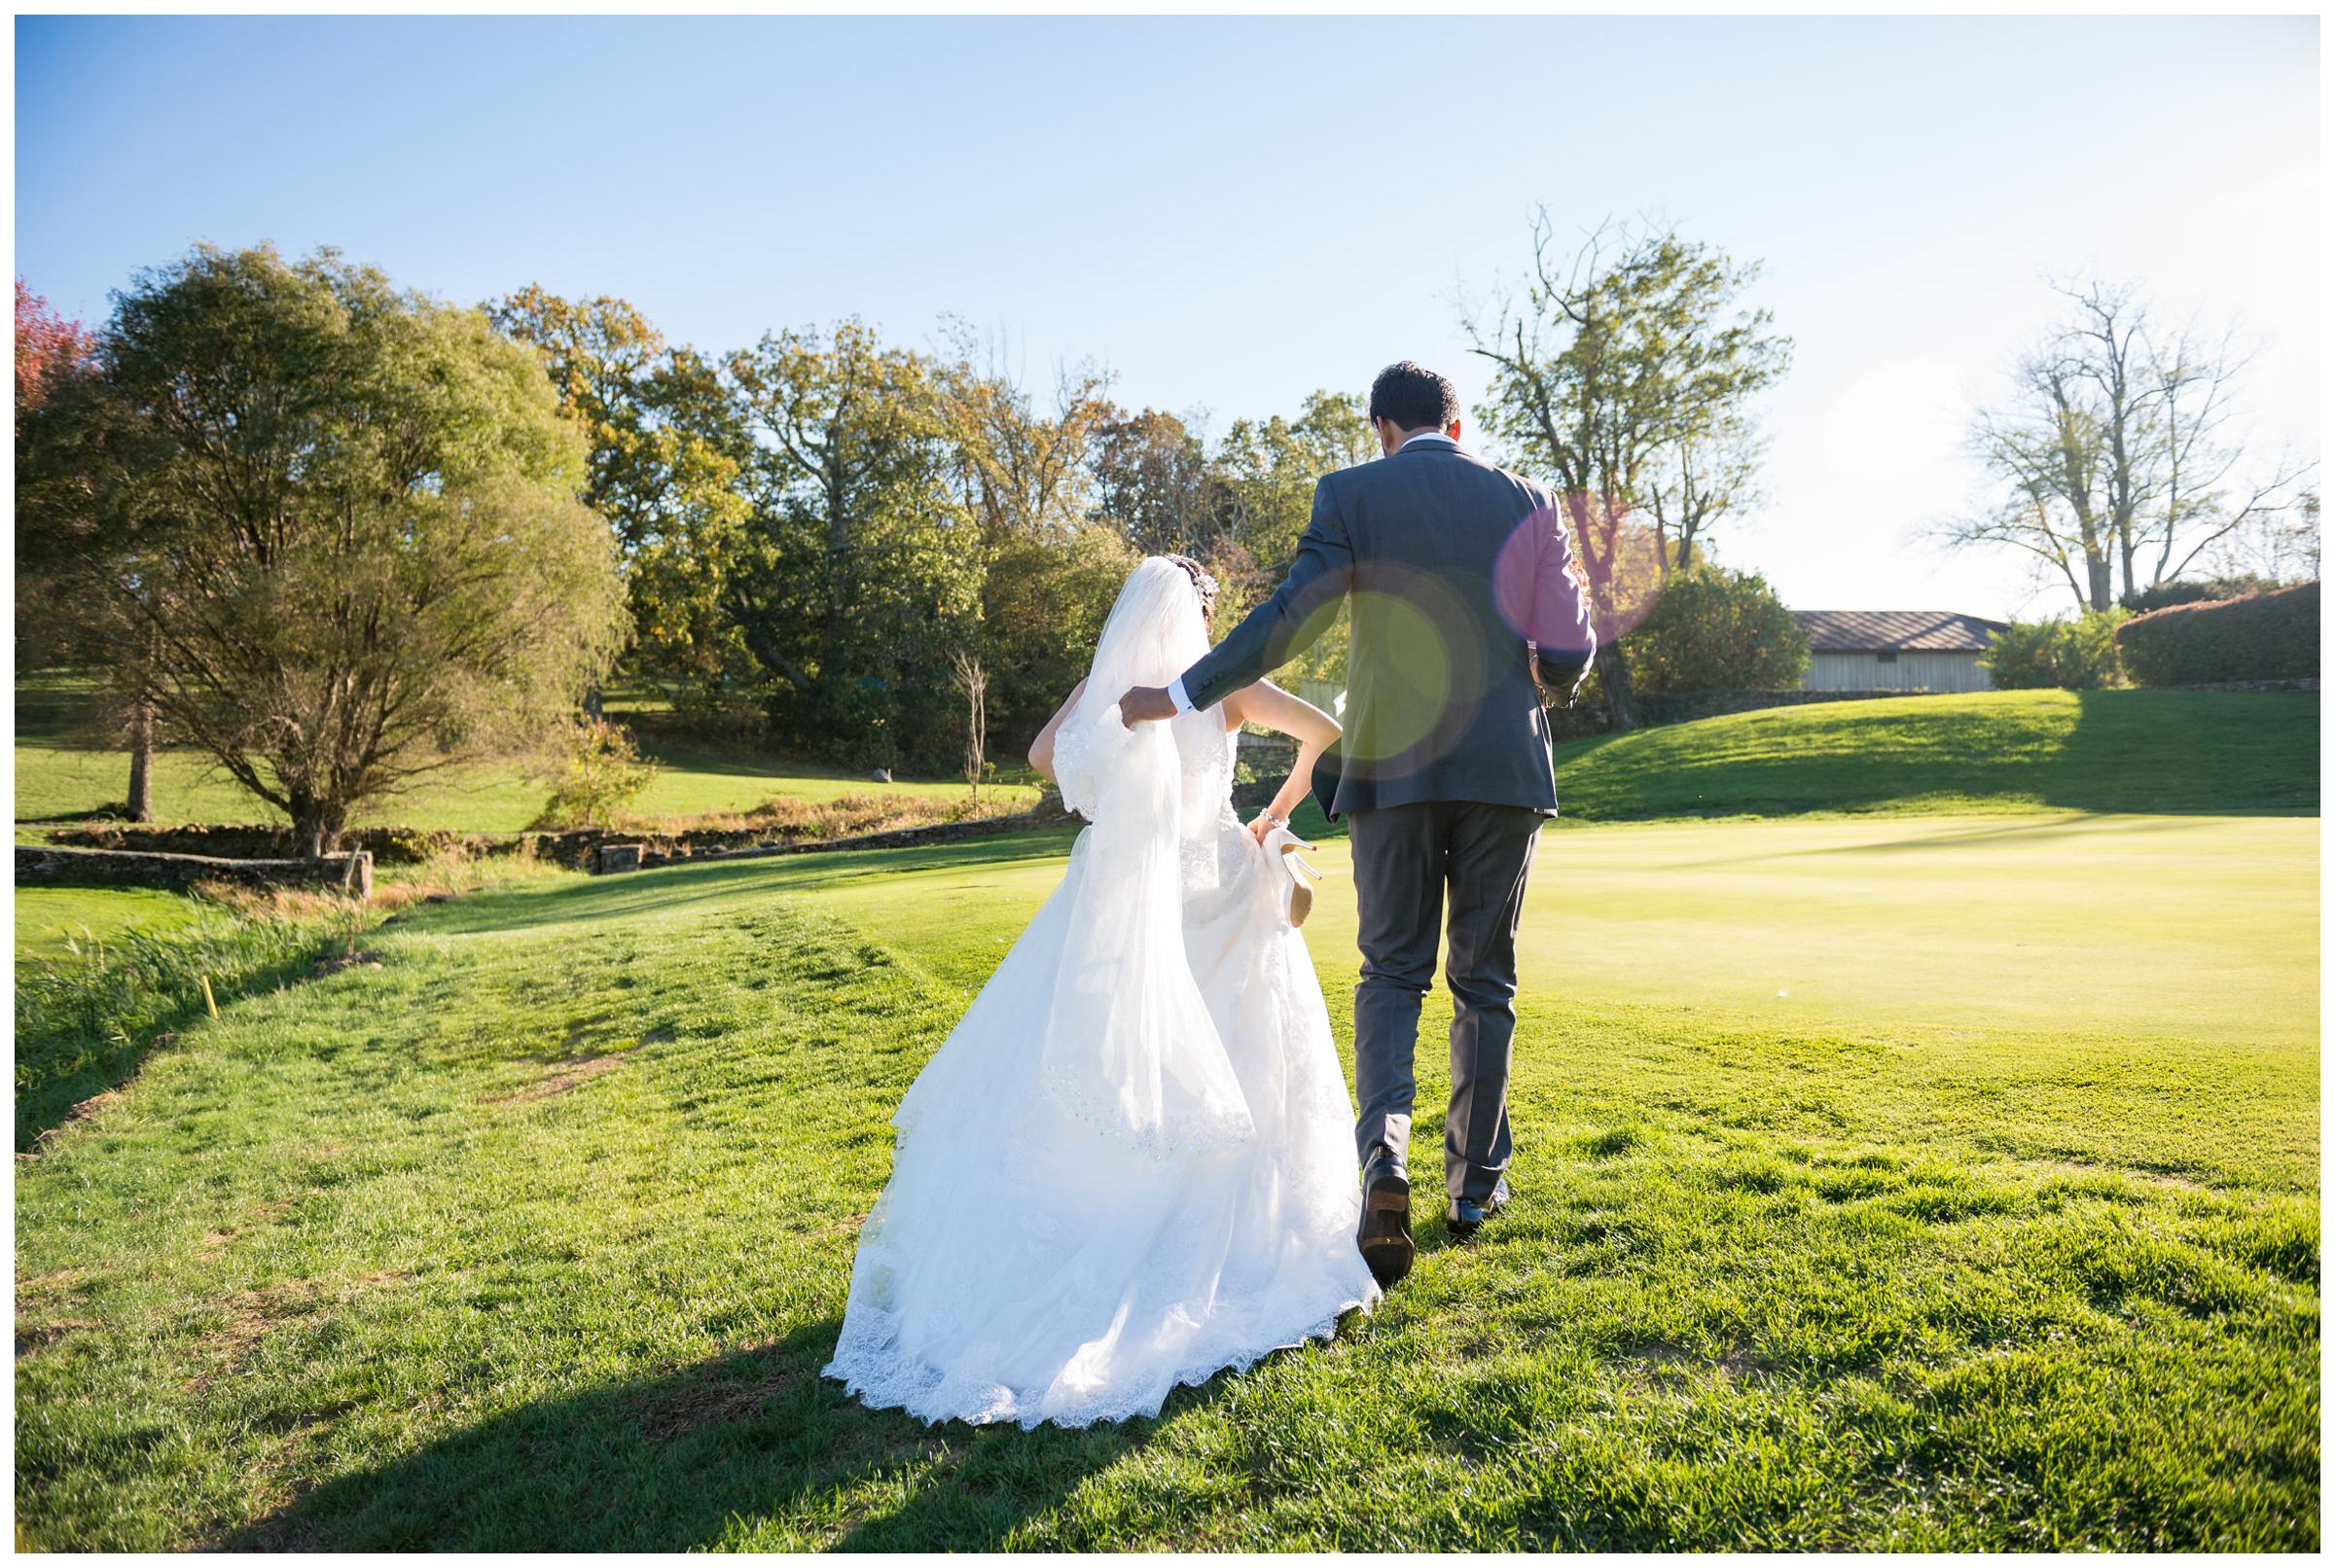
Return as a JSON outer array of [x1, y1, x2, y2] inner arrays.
[[1551, 689, 2317, 820], [13, 673, 1033, 833], [13, 812, 2317, 1550]]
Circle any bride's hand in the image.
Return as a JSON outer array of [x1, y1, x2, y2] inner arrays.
[[1247, 810, 1285, 847]]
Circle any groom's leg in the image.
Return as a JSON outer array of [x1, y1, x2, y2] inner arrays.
[[1441, 804, 1543, 1204], [1347, 802, 1446, 1172]]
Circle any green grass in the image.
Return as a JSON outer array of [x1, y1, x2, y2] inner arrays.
[[12, 905, 356, 1150], [13, 673, 1032, 833], [1552, 689, 2318, 819], [14, 886, 208, 958], [14, 811, 2317, 1550]]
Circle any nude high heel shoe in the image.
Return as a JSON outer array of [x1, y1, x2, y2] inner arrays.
[[1262, 823, 1325, 928]]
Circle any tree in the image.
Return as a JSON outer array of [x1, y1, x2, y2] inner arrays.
[[937, 328, 1112, 544], [17, 245, 628, 847], [1469, 213, 1790, 728], [1941, 276, 2315, 613], [951, 648, 988, 803], [486, 289, 752, 707], [976, 519, 1137, 750], [15, 280, 90, 414], [723, 319, 983, 769], [1628, 564, 1809, 695], [1208, 390, 1375, 684], [526, 717, 660, 830], [1090, 407, 1221, 556], [11, 281, 158, 820], [1645, 417, 1765, 573]]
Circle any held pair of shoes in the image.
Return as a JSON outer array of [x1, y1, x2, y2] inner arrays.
[[1261, 823, 1323, 927], [1356, 1151, 1515, 1288]]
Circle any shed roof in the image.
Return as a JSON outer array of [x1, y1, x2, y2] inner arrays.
[[1793, 610, 2010, 654]]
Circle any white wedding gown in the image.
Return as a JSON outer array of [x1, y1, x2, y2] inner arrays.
[[825, 558, 1379, 1428]]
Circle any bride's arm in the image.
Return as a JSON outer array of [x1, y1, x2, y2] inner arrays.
[[1027, 679, 1089, 786], [1224, 680, 1341, 841]]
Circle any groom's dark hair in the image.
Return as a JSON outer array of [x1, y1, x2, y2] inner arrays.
[[1368, 361, 1459, 433]]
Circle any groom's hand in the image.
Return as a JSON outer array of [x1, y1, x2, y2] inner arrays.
[[1118, 685, 1176, 727]]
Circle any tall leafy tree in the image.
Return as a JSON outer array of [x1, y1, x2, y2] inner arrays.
[[1470, 213, 1790, 728], [1090, 407, 1222, 556], [486, 288, 751, 703], [937, 329, 1112, 544], [1209, 390, 1374, 685], [15, 280, 170, 823], [723, 319, 983, 768], [934, 337, 1124, 745], [17, 245, 628, 846]]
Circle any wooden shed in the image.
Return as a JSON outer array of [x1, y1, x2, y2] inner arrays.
[[1792, 610, 2010, 694]]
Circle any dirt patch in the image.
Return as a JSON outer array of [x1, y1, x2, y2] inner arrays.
[[190, 1269, 412, 1393], [1616, 1338, 1770, 1387], [488, 1052, 626, 1108], [203, 1197, 294, 1250], [15, 1317, 99, 1360], [312, 951, 385, 978], [634, 1361, 810, 1441], [18, 1089, 126, 1160]]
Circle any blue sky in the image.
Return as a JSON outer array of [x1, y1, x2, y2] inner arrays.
[[14, 14, 2319, 619]]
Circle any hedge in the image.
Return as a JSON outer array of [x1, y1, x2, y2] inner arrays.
[[2114, 580, 2319, 686]]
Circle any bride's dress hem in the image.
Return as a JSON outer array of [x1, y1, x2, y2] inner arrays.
[[824, 1292, 1376, 1431]]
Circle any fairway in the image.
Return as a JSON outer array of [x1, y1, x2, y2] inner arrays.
[[14, 810, 2317, 1550]]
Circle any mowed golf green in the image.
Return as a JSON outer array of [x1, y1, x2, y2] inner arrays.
[[14, 805, 2317, 1550]]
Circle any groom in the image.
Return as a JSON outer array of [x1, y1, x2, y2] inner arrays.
[[1120, 361, 1595, 1288]]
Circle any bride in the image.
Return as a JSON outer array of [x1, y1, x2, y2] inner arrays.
[[825, 554, 1379, 1428]]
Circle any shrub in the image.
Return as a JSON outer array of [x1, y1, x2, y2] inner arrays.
[[527, 718, 660, 830], [1628, 566, 1810, 695], [1982, 610, 2129, 690], [2115, 580, 2320, 687], [2120, 574, 2275, 615]]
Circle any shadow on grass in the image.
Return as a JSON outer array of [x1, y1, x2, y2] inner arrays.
[[1666, 811, 2213, 872], [403, 829, 1087, 940], [1552, 691, 2318, 823], [232, 1320, 1220, 1551], [2046, 689, 2320, 814]]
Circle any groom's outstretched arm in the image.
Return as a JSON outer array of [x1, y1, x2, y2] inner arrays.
[[1527, 504, 1598, 701], [1176, 478, 1356, 712]]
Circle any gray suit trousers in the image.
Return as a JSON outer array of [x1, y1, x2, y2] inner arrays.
[[1347, 801, 1543, 1204]]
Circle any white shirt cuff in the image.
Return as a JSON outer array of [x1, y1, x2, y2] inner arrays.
[[1168, 677, 1195, 714]]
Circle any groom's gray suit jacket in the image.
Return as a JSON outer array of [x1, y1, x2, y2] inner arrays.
[[1177, 440, 1596, 818]]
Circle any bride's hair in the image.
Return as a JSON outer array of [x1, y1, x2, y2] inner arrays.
[[1162, 553, 1218, 624]]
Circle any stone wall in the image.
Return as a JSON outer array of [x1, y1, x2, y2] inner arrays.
[[16, 843, 374, 898], [54, 799, 1062, 871], [594, 792, 1080, 873]]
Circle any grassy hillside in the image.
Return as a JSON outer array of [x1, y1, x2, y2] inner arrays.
[[1552, 690, 2318, 820], [15, 813, 2317, 1550], [13, 674, 1033, 832]]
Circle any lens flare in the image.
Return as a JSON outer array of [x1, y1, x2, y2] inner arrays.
[[1492, 498, 1663, 647], [1341, 586, 1452, 764], [1339, 567, 1496, 769]]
